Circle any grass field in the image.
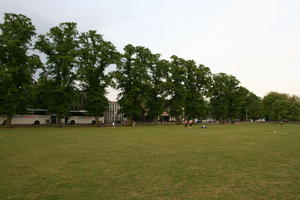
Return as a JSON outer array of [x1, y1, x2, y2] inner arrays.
[[1, 124, 300, 200]]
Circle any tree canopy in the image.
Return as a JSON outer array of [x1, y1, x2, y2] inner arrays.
[[113, 45, 150, 123], [35, 22, 79, 125], [263, 92, 300, 121], [0, 13, 41, 127], [1, 13, 299, 127], [209, 73, 241, 121], [77, 30, 119, 124]]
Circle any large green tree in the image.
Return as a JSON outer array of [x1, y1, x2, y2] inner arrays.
[[289, 95, 300, 121], [263, 92, 300, 121], [209, 73, 241, 122], [0, 13, 41, 127], [77, 30, 119, 125], [246, 93, 262, 120], [237, 87, 262, 121], [184, 61, 211, 120], [114, 45, 149, 123], [145, 58, 169, 122], [166, 55, 187, 122], [35, 22, 79, 125]]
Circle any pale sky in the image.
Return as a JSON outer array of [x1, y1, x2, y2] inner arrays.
[[1, 0, 300, 101]]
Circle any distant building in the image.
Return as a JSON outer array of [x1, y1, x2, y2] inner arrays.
[[104, 101, 125, 123], [104, 102, 182, 123], [160, 112, 171, 122]]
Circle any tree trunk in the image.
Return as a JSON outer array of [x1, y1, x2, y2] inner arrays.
[[57, 115, 62, 127], [175, 115, 181, 124], [5, 114, 12, 128], [95, 115, 100, 126], [127, 117, 132, 126]]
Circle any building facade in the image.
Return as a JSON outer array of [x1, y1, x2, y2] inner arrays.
[[104, 101, 125, 123]]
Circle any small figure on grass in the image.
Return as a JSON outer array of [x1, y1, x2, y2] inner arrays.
[[201, 124, 207, 128], [112, 121, 115, 128], [280, 119, 283, 126], [184, 120, 188, 129], [188, 120, 193, 129]]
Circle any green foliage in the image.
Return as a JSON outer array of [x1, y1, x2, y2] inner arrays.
[[263, 92, 300, 121], [165, 56, 211, 121], [35, 22, 79, 123], [209, 73, 241, 121], [184, 61, 211, 120], [114, 45, 149, 122], [143, 54, 168, 122], [0, 13, 41, 126], [1, 13, 300, 125], [30, 75, 51, 109], [114, 46, 172, 123], [77, 30, 119, 123], [166, 56, 187, 120], [237, 87, 262, 120]]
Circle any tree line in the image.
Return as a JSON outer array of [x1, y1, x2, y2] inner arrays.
[[1, 13, 300, 127]]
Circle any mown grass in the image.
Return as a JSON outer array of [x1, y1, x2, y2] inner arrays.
[[1, 124, 300, 200]]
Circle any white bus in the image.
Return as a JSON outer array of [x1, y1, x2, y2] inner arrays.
[[0, 109, 104, 126], [67, 110, 103, 125], [0, 109, 51, 125]]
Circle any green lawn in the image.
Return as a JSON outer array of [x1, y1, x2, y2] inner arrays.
[[1, 124, 300, 200]]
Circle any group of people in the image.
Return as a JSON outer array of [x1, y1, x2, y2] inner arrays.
[[184, 120, 193, 129], [111, 120, 208, 129], [184, 120, 208, 129]]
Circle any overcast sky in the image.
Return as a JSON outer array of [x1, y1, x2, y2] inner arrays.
[[1, 0, 300, 100]]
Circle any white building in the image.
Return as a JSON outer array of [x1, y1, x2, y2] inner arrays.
[[104, 101, 125, 123]]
